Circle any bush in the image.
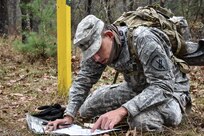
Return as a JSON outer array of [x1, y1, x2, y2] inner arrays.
[[13, 0, 56, 61], [13, 32, 56, 59]]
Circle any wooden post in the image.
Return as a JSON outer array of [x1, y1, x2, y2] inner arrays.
[[57, 0, 71, 96]]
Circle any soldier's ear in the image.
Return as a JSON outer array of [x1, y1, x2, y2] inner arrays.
[[103, 30, 114, 39]]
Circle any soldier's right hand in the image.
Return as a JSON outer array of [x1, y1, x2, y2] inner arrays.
[[45, 115, 74, 132]]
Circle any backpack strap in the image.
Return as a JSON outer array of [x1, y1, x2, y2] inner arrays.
[[127, 28, 140, 70], [172, 24, 182, 55], [171, 56, 190, 73], [112, 26, 139, 84]]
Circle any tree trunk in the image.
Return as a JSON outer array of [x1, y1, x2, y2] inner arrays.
[[193, 0, 203, 23], [103, 0, 112, 23], [20, 0, 32, 43], [128, 0, 134, 11], [160, 0, 165, 7], [134, 0, 138, 10], [7, 0, 21, 35], [149, 0, 153, 5], [0, 0, 8, 35], [123, 0, 127, 12], [85, 0, 92, 15]]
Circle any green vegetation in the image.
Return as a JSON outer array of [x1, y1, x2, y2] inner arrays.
[[13, 0, 56, 60], [13, 32, 56, 59], [0, 0, 204, 135]]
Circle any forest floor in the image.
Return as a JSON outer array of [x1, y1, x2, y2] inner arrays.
[[0, 37, 204, 136]]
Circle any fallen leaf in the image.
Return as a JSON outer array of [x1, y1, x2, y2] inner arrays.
[[13, 113, 18, 117], [50, 76, 57, 79], [5, 82, 12, 87], [9, 74, 29, 83], [2, 109, 8, 113], [22, 83, 31, 87], [11, 93, 24, 97], [11, 102, 19, 106], [34, 79, 39, 82], [9, 79, 17, 83], [4, 76, 11, 80], [1, 105, 9, 109], [52, 83, 57, 87], [17, 118, 25, 122], [20, 96, 27, 101], [36, 88, 43, 92]]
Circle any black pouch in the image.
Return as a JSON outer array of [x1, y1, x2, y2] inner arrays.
[[32, 103, 65, 121]]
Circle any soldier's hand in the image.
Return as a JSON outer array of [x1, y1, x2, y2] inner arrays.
[[91, 107, 127, 132], [45, 115, 74, 132]]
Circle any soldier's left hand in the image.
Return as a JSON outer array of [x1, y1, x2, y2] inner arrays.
[[91, 107, 128, 132]]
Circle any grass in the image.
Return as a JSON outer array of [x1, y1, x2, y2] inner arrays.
[[0, 37, 204, 136]]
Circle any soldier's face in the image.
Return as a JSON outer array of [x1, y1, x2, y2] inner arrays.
[[92, 35, 113, 64]]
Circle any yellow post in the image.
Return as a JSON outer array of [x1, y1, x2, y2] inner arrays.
[[57, 0, 71, 96]]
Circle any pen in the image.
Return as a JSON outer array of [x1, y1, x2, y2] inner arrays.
[[42, 121, 71, 127]]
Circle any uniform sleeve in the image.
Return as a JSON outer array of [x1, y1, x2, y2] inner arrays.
[[64, 58, 106, 118], [122, 28, 175, 118]]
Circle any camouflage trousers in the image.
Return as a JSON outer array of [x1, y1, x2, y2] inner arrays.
[[79, 82, 182, 131]]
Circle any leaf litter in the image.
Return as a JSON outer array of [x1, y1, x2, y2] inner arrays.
[[0, 38, 204, 136]]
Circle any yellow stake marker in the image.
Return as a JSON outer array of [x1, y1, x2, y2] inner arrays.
[[57, 0, 71, 96]]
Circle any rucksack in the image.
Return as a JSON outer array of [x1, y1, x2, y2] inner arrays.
[[112, 5, 190, 84], [114, 5, 188, 57]]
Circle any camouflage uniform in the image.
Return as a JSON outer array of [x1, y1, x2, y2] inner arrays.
[[64, 15, 191, 131]]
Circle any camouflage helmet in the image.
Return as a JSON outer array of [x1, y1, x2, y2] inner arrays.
[[73, 15, 104, 61]]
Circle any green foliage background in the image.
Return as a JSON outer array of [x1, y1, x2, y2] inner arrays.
[[13, 0, 204, 60], [13, 0, 56, 60]]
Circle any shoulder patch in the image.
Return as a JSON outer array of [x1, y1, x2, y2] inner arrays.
[[151, 55, 168, 71]]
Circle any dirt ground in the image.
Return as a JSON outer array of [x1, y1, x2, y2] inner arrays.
[[0, 37, 204, 136]]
